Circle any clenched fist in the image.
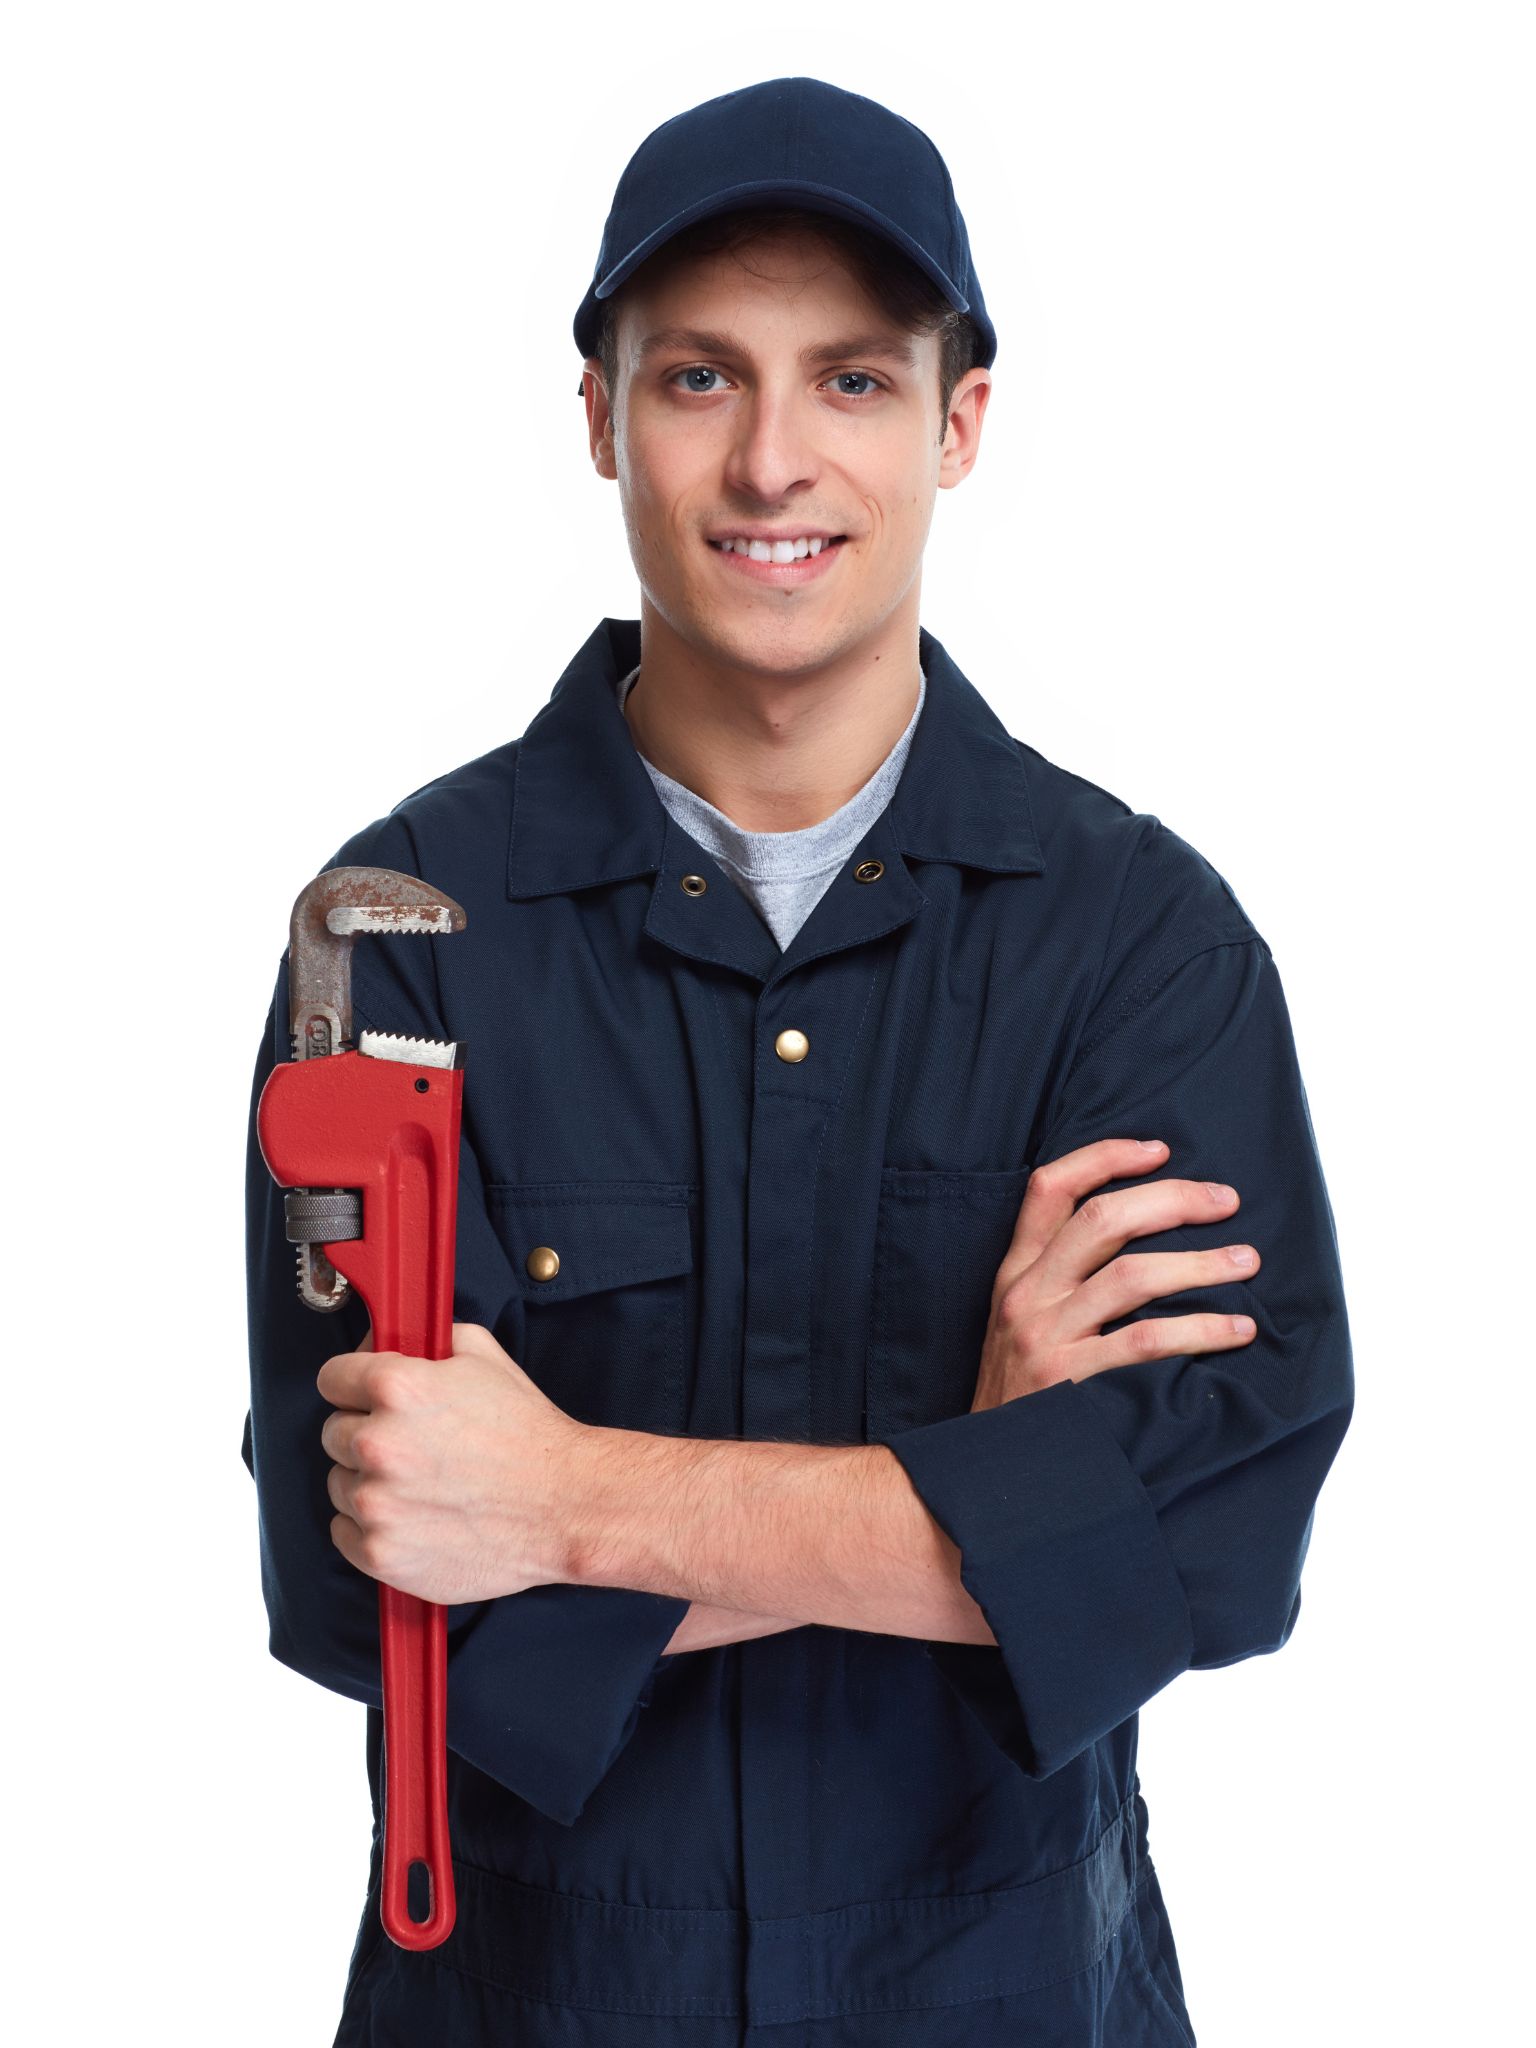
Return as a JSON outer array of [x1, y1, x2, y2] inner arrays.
[[316, 1321, 589, 1606]]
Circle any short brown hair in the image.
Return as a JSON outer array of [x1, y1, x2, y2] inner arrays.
[[594, 206, 985, 440]]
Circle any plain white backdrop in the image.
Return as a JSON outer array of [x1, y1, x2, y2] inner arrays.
[[5, 4, 1530, 2041]]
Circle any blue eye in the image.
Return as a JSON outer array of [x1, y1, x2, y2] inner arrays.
[[669, 366, 884, 398]]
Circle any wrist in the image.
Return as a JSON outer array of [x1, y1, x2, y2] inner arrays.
[[562, 1421, 669, 1588], [555, 1419, 619, 1584]]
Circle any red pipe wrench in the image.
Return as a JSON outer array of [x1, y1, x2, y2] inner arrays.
[[256, 865, 468, 1951]]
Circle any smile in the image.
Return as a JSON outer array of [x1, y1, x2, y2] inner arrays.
[[706, 535, 848, 585]]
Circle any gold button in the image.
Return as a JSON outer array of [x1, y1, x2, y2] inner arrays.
[[853, 858, 884, 883], [775, 1029, 810, 1064], [680, 873, 708, 896], [525, 1245, 560, 1282]]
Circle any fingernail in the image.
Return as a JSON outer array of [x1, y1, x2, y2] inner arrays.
[[1138, 1139, 1165, 1151], [1227, 1246, 1256, 1267], [1231, 1315, 1256, 1334], [1206, 1181, 1235, 1201]]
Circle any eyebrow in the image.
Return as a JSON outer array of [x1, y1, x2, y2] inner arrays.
[[632, 326, 920, 370]]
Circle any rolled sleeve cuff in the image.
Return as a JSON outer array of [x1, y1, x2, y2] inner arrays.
[[444, 1584, 690, 1826], [884, 1379, 1193, 1779]]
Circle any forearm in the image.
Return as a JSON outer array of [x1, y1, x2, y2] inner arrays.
[[569, 1429, 997, 1645], [662, 1603, 806, 1654]]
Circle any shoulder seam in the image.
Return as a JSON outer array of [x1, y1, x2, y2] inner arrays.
[[1070, 924, 1267, 1078]]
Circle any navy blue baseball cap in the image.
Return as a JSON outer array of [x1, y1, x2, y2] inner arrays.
[[573, 77, 996, 388]]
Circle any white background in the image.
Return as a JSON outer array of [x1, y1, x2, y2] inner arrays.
[[5, 3, 1530, 2041]]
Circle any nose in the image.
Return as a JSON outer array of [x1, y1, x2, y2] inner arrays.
[[722, 381, 819, 508]]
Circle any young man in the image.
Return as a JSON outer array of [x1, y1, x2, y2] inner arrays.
[[244, 76, 1353, 2046]]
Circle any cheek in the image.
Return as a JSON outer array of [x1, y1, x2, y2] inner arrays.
[[618, 466, 701, 568]]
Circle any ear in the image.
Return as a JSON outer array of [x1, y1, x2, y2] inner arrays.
[[937, 367, 992, 490], [583, 359, 618, 480]]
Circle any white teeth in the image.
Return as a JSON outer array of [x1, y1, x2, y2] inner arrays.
[[718, 535, 834, 560]]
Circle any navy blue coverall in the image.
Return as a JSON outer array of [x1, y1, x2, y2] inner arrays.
[[242, 616, 1354, 2045]]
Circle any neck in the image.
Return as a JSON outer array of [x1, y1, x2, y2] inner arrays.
[[622, 594, 924, 832]]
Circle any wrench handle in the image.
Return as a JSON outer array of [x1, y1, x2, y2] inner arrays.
[[258, 1048, 465, 1951], [338, 1086, 462, 1954], [377, 1582, 453, 1946]]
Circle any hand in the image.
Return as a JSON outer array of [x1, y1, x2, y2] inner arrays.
[[316, 1321, 589, 1605], [970, 1138, 1260, 1410]]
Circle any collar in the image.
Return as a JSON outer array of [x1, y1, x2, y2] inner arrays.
[[507, 617, 1045, 903]]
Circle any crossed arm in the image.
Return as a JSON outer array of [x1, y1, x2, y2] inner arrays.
[[583, 1139, 1252, 1652], [319, 1139, 1259, 1652], [588, 1434, 996, 1653]]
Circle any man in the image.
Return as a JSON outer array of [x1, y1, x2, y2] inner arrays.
[[243, 76, 1354, 2046]]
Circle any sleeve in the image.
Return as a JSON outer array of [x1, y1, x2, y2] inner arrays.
[[240, 812, 689, 1827], [883, 822, 1355, 1780]]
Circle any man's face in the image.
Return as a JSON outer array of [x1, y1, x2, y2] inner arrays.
[[585, 227, 989, 679]]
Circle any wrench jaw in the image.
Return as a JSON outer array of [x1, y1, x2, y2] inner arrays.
[[282, 866, 468, 1314], [296, 1238, 353, 1313], [358, 1029, 463, 1071]]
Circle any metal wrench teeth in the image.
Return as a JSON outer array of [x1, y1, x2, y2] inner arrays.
[[357, 1028, 461, 1070], [325, 906, 462, 937], [294, 1241, 351, 1312]]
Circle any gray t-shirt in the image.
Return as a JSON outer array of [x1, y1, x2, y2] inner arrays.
[[616, 662, 926, 950]]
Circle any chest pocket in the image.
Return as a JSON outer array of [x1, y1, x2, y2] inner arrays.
[[864, 1165, 1035, 1440], [486, 1181, 696, 1436]]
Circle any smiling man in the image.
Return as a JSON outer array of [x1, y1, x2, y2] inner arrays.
[[243, 76, 1354, 2048], [585, 208, 980, 845]]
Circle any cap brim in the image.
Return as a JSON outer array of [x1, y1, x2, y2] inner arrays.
[[574, 178, 982, 377]]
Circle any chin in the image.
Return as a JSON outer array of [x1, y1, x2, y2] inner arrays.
[[692, 604, 867, 677]]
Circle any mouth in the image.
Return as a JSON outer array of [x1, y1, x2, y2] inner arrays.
[[705, 533, 850, 586]]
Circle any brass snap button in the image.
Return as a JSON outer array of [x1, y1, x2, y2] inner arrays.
[[853, 858, 884, 884], [680, 873, 708, 896], [525, 1245, 560, 1282], [774, 1028, 810, 1064]]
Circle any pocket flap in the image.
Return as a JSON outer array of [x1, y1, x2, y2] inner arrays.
[[487, 1181, 695, 1302]]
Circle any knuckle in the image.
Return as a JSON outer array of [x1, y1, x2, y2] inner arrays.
[[991, 1277, 1026, 1325], [351, 1478, 384, 1526], [370, 1360, 408, 1407], [352, 1424, 388, 1474], [1076, 1192, 1110, 1233], [1126, 1316, 1163, 1358]]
